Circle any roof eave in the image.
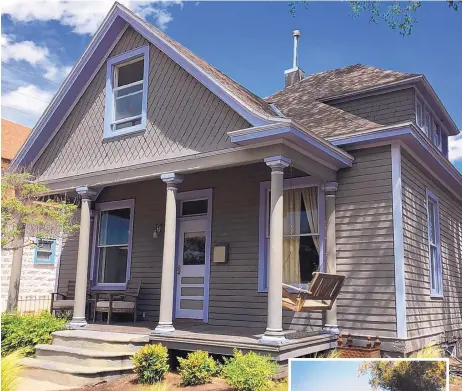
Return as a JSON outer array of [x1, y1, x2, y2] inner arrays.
[[229, 122, 354, 170], [330, 123, 462, 201]]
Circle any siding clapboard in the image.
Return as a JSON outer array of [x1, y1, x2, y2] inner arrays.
[[401, 150, 462, 346], [333, 89, 415, 128], [34, 26, 250, 181], [336, 146, 397, 338]]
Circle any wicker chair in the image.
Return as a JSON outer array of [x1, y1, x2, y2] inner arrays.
[[94, 279, 142, 324], [50, 280, 93, 318]]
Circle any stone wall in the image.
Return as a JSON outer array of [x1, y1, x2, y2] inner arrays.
[[1, 236, 61, 312]]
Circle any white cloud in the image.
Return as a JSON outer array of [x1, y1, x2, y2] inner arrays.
[[1, 34, 49, 65], [449, 134, 462, 163], [2, 85, 54, 116], [1, 33, 72, 83], [2, 0, 183, 34]]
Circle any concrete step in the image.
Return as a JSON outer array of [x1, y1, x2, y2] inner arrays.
[[35, 344, 135, 368], [52, 330, 149, 352], [21, 357, 135, 387]]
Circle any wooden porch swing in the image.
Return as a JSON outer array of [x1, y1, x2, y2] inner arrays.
[[282, 272, 345, 312], [280, 165, 345, 313]]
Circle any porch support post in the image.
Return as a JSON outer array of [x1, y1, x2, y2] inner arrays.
[[154, 173, 183, 334], [68, 187, 97, 328], [261, 156, 291, 344], [322, 181, 339, 334]]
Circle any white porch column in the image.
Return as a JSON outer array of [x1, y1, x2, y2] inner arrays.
[[261, 156, 291, 344], [154, 173, 183, 334], [323, 181, 339, 334], [69, 187, 97, 328]]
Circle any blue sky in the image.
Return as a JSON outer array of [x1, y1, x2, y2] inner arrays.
[[1, 1, 461, 171], [291, 360, 378, 391]]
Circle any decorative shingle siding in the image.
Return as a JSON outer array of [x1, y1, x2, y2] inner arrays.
[[401, 150, 462, 351], [332, 89, 415, 129], [33, 26, 250, 181], [336, 146, 397, 338]]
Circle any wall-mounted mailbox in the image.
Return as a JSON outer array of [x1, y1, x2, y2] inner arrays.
[[213, 244, 228, 263]]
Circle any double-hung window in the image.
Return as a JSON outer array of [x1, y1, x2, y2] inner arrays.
[[426, 190, 443, 297], [104, 46, 149, 139], [92, 200, 134, 289], [258, 178, 324, 291]]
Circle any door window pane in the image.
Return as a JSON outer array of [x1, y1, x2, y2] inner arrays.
[[183, 232, 206, 265], [99, 209, 130, 245], [181, 200, 208, 216], [97, 246, 128, 283]]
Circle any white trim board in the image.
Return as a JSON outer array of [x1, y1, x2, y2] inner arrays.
[[391, 143, 407, 339]]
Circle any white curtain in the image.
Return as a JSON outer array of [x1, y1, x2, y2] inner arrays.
[[301, 187, 319, 252], [283, 189, 301, 284]]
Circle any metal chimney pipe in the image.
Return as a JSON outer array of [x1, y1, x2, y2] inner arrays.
[[292, 30, 300, 69]]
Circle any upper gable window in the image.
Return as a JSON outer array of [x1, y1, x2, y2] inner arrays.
[[415, 97, 448, 158], [104, 46, 149, 139]]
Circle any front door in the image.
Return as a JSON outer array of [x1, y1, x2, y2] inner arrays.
[[175, 219, 207, 319]]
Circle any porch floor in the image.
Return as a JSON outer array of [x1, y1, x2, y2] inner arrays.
[[86, 320, 337, 362]]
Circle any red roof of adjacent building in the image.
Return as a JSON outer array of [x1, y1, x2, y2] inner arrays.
[[1, 119, 31, 162]]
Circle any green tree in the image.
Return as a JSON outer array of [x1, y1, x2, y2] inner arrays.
[[289, 1, 460, 36], [359, 360, 447, 391], [1, 172, 79, 311]]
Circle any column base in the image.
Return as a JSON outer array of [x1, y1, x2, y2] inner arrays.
[[67, 317, 88, 329], [320, 324, 340, 335], [259, 329, 288, 345], [152, 323, 176, 334]]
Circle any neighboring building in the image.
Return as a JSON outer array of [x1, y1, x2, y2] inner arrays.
[[10, 3, 461, 357], [1, 119, 60, 312], [1, 119, 31, 170]]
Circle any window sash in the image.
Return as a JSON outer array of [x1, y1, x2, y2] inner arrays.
[[92, 201, 134, 289], [426, 192, 442, 296], [104, 46, 149, 139]]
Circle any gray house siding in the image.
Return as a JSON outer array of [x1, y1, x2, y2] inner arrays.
[[336, 146, 397, 338], [333, 88, 415, 129], [33, 26, 250, 181], [57, 150, 402, 337], [401, 150, 462, 350]]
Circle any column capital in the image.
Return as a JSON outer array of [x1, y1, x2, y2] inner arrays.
[[322, 181, 338, 194], [76, 186, 98, 200], [161, 173, 184, 188], [264, 156, 291, 172]]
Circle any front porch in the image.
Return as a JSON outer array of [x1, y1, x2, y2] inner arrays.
[[59, 149, 345, 349], [86, 321, 338, 361]]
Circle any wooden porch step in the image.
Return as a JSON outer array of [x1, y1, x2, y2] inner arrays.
[[35, 344, 135, 368], [20, 357, 134, 387]]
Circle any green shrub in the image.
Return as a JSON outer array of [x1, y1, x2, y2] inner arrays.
[[132, 344, 169, 384], [1, 312, 66, 357], [1, 349, 24, 391], [178, 350, 216, 386], [223, 349, 279, 391]]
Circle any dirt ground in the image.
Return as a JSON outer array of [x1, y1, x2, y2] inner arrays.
[[68, 374, 232, 391], [452, 377, 462, 391]]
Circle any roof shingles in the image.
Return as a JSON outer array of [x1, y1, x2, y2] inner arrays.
[[266, 64, 420, 138]]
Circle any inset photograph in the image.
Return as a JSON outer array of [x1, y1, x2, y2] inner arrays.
[[290, 359, 449, 391]]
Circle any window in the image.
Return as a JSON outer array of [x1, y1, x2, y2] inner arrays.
[[181, 199, 208, 216], [104, 46, 149, 139], [415, 98, 447, 156], [33, 238, 56, 265], [426, 191, 443, 297], [258, 178, 324, 291], [92, 200, 134, 289]]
